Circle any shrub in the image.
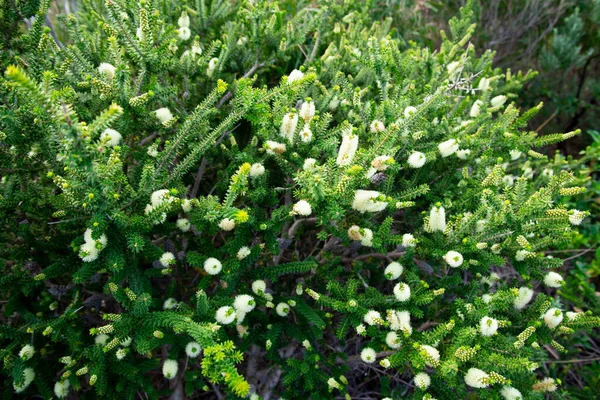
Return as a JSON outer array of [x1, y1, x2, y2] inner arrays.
[[0, 0, 598, 399]]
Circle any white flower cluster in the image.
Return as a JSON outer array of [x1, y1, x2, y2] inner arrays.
[[347, 225, 373, 247], [100, 128, 122, 147], [79, 228, 107, 262], [352, 190, 388, 213], [159, 252, 175, 268], [387, 310, 412, 335], [429, 205, 446, 232], [145, 189, 175, 224], [13, 367, 35, 393], [163, 359, 179, 379], [178, 12, 191, 40], [98, 62, 116, 79], [336, 126, 358, 166], [464, 368, 489, 388]]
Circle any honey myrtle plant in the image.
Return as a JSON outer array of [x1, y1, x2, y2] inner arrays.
[[0, 0, 598, 399]]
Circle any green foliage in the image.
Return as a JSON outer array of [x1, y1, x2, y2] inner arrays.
[[0, 0, 598, 399]]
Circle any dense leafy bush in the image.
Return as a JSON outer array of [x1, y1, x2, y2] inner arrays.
[[1, 0, 598, 399]]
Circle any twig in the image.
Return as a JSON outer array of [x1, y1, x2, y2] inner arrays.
[[190, 157, 208, 198], [288, 217, 317, 238]]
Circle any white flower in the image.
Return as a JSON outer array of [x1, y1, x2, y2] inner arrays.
[[387, 310, 412, 334], [178, 27, 191, 40], [287, 69, 304, 84], [371, 155, 393, 171], [464, 368, 489, 388], [204, 257, 222, 275], [178, 12, 190, 28], [162, 359, 179, 379], [265, 140, 286, 155], [534, 377, 557, 392], [120, 337, 132, 347], [514, 287, 534, 310], [478, 77, 490, 91], [181, 199, 193, 212], [336, 127, 358, 166], [116, 348, 128, 360], [509, 149, 523, 161], [300, 100, 316, 122], [491, 95, 507, 108], [393, 282, 411, 302], [544, 271, 564, 288], [401, 233, 416, 248], [503, 175, 515, 186], [364, 310, 382, 326], [456, 149, 471, 159], [251, 280, 266, 295], [79, 241, 100, 262], [155, 108, 173, 123], [293, 200, 312, 216], [95, 334, 109, 346], [206, 57, 218, 76], [98, 62, 116, 79], [216, 306, 236, 324], [509, 150, 522, 160], [303, 158, 317, 170], [176, 218, 191, 232], [360, 228, 373, 247], [19, 344, 35, 360], [218, 218, 235, 231], [356, 324, 366, 335], [185, 342, 202, 358], [438, 139, 459, 157], [566, 311, 582, 321], [407, 151, 426, 168], [447, 61, 461, 79], [569, 210, 586, 225], [159, 252, 175, 268], [163, 298, 178, 310], [347, 225, 363, 241], [404, 106, 417, 118], [299, 124, 312, 142], [352, 190, 388, 213], [500, 386, 522, 400], [386, 331, 402, 349], [479, 316, 498, 336], [280, 112, 299, 141], [421, 345, 440, 367], [234, 294, 256, 313], [543, 308, 563, 329], [429, 205, 446, 232], [470, 100, 483, 117], [276, 302, 290, 316], [360, 347, 377, 363], [13, 367, 35, 393], [476, 219, 486, 233], [444, 251, 463, 268], [237, 246, 251, 260], [370, 120, 385, 133], [54, 380, 71, 398], [380, 358, 391, 368], [151, 189, 173, 207], [327, 377, 341, 390], [414, 372, 431, 390], [482, 294, 492, 304], [385, 262, 403, 280], [515, 250, 531, 261], [250, 163, 265, 177]]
